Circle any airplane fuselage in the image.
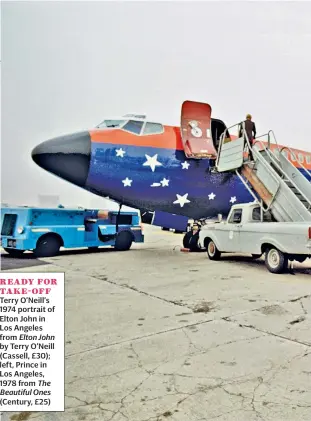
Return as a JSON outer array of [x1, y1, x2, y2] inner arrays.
[[31, 111, 311, 224], [86, 128, 254, 220]]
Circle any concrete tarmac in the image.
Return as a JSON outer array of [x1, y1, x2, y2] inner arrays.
[[1, 226, 311, 421]]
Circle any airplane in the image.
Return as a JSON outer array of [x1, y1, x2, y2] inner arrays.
[[31, 101, 311, 250]]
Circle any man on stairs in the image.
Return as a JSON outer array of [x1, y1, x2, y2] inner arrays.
[[239, 114, 257, 161]]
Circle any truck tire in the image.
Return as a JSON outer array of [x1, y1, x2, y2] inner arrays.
[[265, 247, 288, 274], [4, 248, 25, 258], [34, 235, 61, 258], [206, 240, 221, 260], [114, 231, 133, 251]]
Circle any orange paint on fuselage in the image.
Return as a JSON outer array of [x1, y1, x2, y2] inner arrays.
[[89, 125, 311, 171], [90, 126, 183, 150]]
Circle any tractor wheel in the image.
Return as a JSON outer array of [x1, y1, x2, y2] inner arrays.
[[114, 231, 133, 251], [34, 235, 61, 258]]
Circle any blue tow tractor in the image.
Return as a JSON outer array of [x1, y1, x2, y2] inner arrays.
[[0, 206, 144, 257]]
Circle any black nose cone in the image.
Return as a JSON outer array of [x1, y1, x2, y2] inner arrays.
[[32, 131, 91, 187]]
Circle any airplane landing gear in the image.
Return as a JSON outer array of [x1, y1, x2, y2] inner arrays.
[[183, 229, 201, 252]]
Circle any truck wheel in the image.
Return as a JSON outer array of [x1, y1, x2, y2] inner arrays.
[[34, 235, 61, 258], [265, 247, 288, 274], [4, 248, 25, 258], [114, 231, 133, 251], [206, 240, 221, 260]]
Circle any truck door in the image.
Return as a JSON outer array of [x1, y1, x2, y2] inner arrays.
[[181, 100, 218, 159], [226, 208, 242, 252]]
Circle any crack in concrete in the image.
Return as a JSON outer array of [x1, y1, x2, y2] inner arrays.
[[300, 300, 308, 315], [44, 262, 311, 420], [65, 317, 214, 358], [289, 315, 306, 325], [66, 367, 137, 386], [222, 317, 311, 348], [56, 261, 196, 311], [181, 327, 205, 354], [250, 377, 265, 420], [289, 294, 311, 303], [56, 262, 311, 359]]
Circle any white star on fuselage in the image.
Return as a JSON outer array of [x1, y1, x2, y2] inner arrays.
[[208, 192, 216, 200], [116, 148, 126, 158], [160, 178, 169, 187], [143, 154, 162, 172], [122, 177, 132, 187], [173, 193, 190, 208], [230, 196, 237, 203], [181, 161, 190, 170]]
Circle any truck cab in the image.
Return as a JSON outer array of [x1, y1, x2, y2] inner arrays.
[[224, 202, 276, 225]]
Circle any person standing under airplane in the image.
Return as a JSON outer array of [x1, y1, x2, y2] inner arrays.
[[239, 114, 257, 161]]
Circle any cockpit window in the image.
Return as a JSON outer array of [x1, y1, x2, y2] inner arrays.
[[97, 120, 126, 128], [143, 122, 164, 135], [121, 120, 144, 135]]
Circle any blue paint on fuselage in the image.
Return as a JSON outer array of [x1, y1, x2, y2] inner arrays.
[[85, 143, 311, 220], [85, 143, 255, 219]]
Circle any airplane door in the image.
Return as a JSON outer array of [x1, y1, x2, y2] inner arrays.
[[181, 100, 218, 159]]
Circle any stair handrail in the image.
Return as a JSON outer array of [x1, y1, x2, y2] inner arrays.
[[253, 130, 279, 153], [219, 123, 311, 216], [252, 138, 311, 209], [244, 128, 310, 214], [216, 129, 227, 168], [245, 135, 284, 212], [255, 130, 311, 179], [249, 138, 309, 218], [216, 133, 225, 168], [216, 121, 249, 168], [280, 146, 311, 179], [217, 122, 281, 188], [218, 123, 282, 211]]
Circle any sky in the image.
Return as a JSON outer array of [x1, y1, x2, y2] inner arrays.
[[1, 1, 311, 207]]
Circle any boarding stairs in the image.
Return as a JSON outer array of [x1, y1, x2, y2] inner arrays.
[[215, 123, 311, 222]]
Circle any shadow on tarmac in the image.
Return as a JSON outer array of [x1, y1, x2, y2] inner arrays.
[[0, 247, 115, 270]]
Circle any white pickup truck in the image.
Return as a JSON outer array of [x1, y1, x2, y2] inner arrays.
[[198, 202, 311, 273]]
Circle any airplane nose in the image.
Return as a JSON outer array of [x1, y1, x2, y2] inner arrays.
[[31, 131, 91, 187]]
